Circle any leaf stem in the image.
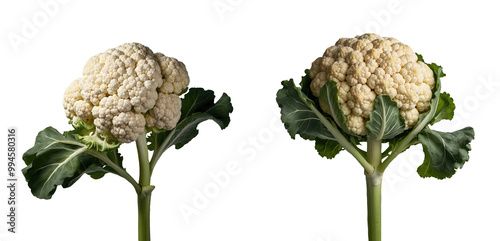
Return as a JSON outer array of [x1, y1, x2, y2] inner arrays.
[[137, 132, 151, 187], [310, 106, 374, 173], [150, 130, 174, 173], [86, 149, 141, 194], [378, 130, 420, 173]]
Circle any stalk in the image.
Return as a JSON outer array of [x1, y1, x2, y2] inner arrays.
[[138, 192, 152, 241], [136, 132, 153, 241], [366, 139, 382, 241], [366, 174, 382, 241]]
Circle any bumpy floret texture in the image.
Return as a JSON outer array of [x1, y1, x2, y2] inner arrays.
[[62, 43, 189, 143], [309, 33, 435, 135]]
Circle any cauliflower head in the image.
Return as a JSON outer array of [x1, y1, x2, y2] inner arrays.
[[63, 43, 189, 143], [309, 33, 435, 136]]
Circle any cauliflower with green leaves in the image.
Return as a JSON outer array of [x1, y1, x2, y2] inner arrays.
[[63, 42, 189, 144], [309, 33, 434, 135], [276, 33, 475, 241], [23, 42, 233, 241]]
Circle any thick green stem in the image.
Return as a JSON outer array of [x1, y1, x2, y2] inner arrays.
[[366, 173, 382, 241], [366, 139, 382, 241], [367, 140, 382, 171], [138, 192, 152, 241], [136, 132, 153, 241]]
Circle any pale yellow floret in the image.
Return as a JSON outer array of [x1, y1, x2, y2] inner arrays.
[[310, 33, 435, 135]]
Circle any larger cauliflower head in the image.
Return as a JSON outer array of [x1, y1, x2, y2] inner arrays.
[[63, 43, 189, 143], [309, 33, 435, 136]]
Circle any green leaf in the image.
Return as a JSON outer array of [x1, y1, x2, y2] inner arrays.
[[22, 127, 104, 199], [387, 57, 445, 154], [276, 79, 336, 141], [299, 69, 314, 98], [385, 129, 418, 157], [416, 53, 424, 62], [148, 88, 233, 155], [366, 95, 405, 140], [417, 127, 474, 179], [319, 81, 358, 136], [379, 54, 476, 176], [67, 118, 95, 136], [418, 54, 454, 126], [79, 133, 120, 152], [427, 62, 446, 79], [181, 88, 220, 120], [67, 118, 121, 151], [416, 53, 446, 79], [22, 128, 59, 167], [315, 139, 343, 159], [61, 155, 107, 187], [85, 148, 125, 180], [415, 66, 443, 126], [415, 53, 448, 127], [430, 92, 455, 125]]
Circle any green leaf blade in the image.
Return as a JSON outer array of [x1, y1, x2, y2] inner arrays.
[[410, 56, 446, 130], [319, 81, 358, 137], [22, 127, 100, 199], [383, 56, 446, 163], [22, 127, 83, 165], [417, 127, 474, 179], [61, 155, 106, 187], [299, 69, 314, 98], [148, 88, 233, 155], [430, 92, 455, 125], [315, 139, 343, 159], [366, 95, 405, 140], [180, 88, 216, 120], [83, 148, 125, 180], [171, 113, 222, 149], [276, 79, 335, 141]]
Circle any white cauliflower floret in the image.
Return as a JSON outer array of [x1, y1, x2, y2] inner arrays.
[[63, 78, 83, 121], [92, 95, 133, 134], [111, 112, 146, 143], [310, 33, 435, 135], [156, 53, 189, 95], [73, 101, 93, 124], [62, 42, 190, 143], [145, 93, 182, 130]]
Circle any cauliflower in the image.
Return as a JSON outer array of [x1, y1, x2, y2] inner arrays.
[[63, 43, 189, 143], [309, 33, 435, 135], [276, 33, 475, 241]]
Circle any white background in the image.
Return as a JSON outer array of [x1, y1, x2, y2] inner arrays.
[[1, 0, 499, 241]]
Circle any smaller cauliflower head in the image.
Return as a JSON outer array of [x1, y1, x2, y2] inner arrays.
[[309, 33, 435, 135], [63, 43, 190, 143]]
